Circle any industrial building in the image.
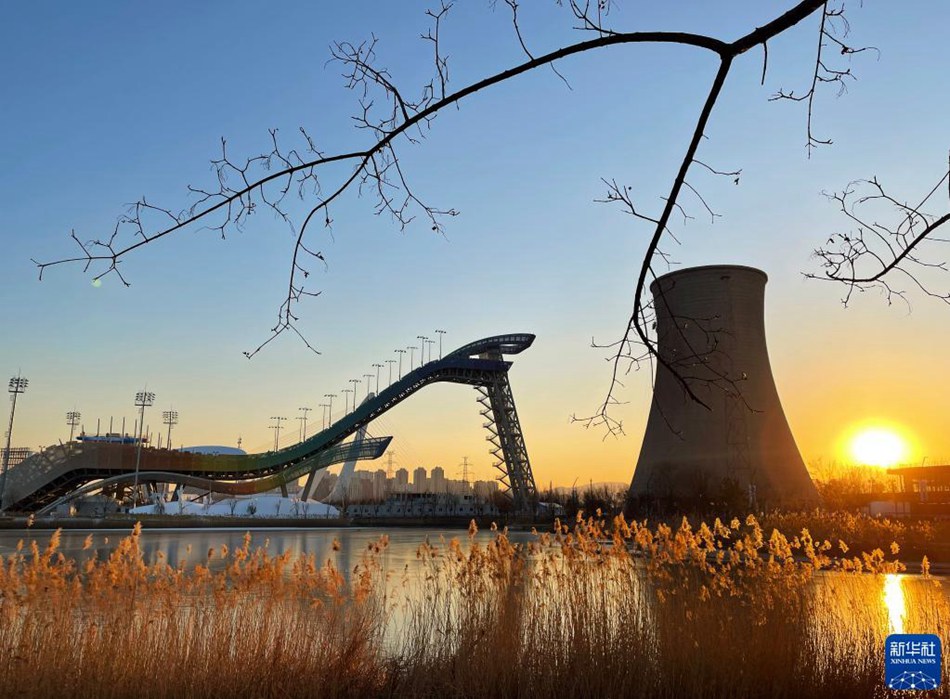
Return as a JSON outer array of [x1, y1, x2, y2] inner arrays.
[[630, 265, 820, 511], [883, 464, 950, 517]]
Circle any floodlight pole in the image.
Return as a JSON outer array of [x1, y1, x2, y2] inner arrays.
[[363, 373, 374, 399], [324, 394, 336, 425], [270, 416, 287, 451], [298, 406, 311, 441], [132, 390, 156, 506], [162, 410, 178, 451], [424, 339, 435, 364], [372, 364, 384, 393], [349, 379, 361, 408], [385, 360, 396, 387], [435, 329, 446, 359], [395, 349, 406, 379], [0, 376, 29, 511], [342, 389, 353, 413], [417, 336, 428, 364], [66, 411, 81, 443], [408, 346, 418, 371]]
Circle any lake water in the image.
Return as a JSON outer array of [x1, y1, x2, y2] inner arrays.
[[2, 525, 947, 635], [3, 524, 947, 697], [0, 525, 534, 574], [3, 522, 949, 673]]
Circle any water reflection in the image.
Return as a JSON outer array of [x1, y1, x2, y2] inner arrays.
[[0, 527, 535, 577], [0, 526, 942, 651], [883, 573, 906, 634]]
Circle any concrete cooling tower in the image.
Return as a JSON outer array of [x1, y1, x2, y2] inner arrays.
[[629, 265, 819, 510]]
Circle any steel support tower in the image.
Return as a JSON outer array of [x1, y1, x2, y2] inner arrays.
[[475, 348, 538, 513]]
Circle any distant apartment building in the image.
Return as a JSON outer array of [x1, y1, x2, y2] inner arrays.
[[326, 464, 502, 507], [394, 468, 409, 491], [348, 472, 374, 501], [373, 469, 387, 499], [474, 479, 499, 500], [413, 466, 427, 493], [430, 466, 446, 493]]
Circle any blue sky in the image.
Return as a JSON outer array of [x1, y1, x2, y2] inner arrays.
[[2, 1, 949, 484]]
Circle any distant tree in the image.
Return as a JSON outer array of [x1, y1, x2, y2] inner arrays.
[[35, 1, 949, 431], [808, 459, 900, 510], [580, 484, 626, 516], [490, 489, 515, 515]]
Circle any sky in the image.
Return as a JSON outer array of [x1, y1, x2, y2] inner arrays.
[[1, 1, 949, 487]]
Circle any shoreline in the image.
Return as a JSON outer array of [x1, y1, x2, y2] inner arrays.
[[0, 515, 946, 574], [0, 514, 541, 531]]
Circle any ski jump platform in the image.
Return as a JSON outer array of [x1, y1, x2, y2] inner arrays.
[[3, 334, 539, 514]]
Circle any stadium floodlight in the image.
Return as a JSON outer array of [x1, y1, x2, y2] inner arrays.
[[372, 364, 384, 393], [0, 375, 29, 511], [385, 360, 396, 387], [132, 390, 156, 505], [363, 373, 374, 399], [66, 411, 81, 442], [417, 336, 429, 364], [394, 349, 406, 379], [324, 394, 336, 425], [435, 329, 447, 359], [297, 406, 311, 441], [162, 410, 178, 450], [270, 416, 287, 451], [341, 388, 353, 413]]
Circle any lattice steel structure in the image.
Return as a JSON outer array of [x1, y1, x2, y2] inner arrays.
[[475, 352, 538, 513]]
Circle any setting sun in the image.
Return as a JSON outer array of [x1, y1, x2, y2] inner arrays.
[[849, 427, 910, 468]]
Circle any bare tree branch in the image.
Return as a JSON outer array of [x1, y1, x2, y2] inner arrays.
[[809, 158, 950, 306], [769, 1, 877, 156], [37, 0, 837, 432]]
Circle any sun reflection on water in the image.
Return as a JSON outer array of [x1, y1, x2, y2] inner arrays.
[[883, 573, 906, 634]]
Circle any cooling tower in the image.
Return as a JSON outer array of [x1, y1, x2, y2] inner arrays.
[[629, 265, 819, 509]]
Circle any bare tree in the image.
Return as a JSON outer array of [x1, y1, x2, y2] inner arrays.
[[809, 155, 950, 307], [34, 1, 894, 432]]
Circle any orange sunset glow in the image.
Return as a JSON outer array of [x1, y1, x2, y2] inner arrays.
[[845, 424, 914, 468]]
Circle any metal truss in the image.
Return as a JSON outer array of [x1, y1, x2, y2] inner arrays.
[[476, 365, 538, 513]]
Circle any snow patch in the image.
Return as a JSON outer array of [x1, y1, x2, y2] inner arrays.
[[131, 495, 339, 518]]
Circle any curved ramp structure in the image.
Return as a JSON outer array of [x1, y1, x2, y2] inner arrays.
[[4, 333, 539, 513], [6, 435, 392, 513], [35, 438, 388, 515]]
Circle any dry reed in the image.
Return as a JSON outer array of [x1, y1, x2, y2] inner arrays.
[[1, 516, 947, 698]]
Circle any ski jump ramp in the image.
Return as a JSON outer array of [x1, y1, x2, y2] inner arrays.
[[4, 334, 539, 514]]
